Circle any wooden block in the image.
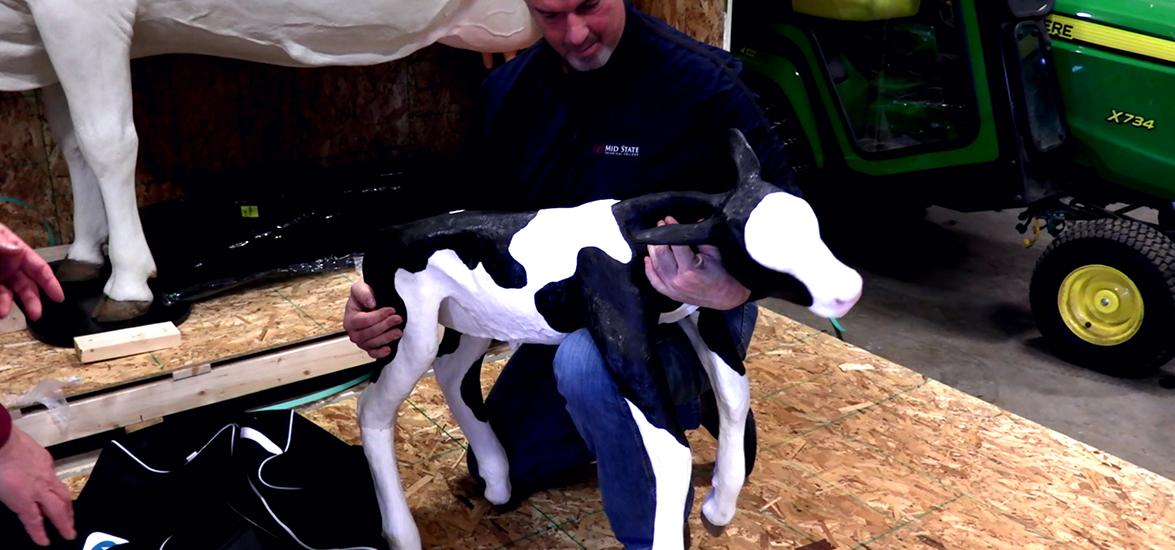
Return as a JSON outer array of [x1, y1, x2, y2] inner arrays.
[[35, 244, 71, 263], [17, 335, 371, 447], [171, 363, 212, 380], [124, 417, 164, 433], [0, 308, 26, 335], [74, 322, 182, 363]]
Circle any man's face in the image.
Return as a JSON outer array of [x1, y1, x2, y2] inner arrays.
[[526, 0, 625, 71]]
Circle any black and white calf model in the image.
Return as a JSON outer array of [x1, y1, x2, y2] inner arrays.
[[358, 130, 862, 549]]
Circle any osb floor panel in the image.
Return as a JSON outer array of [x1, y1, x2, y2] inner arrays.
[[65, 309, 1175, 549], [0, 270, 356, 404]]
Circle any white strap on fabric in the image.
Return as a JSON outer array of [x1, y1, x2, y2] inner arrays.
[[241, 427, 285, 455]]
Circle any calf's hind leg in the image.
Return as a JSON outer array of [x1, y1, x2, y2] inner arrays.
[[358, 296, 442, 550], [431, 330, 512, 504]]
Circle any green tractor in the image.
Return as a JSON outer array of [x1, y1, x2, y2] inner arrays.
[[731, 0, 1175, 375]]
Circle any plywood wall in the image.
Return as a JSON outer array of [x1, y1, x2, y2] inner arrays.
[[636, 0, 726, 46], [0, 0, 725, 248]]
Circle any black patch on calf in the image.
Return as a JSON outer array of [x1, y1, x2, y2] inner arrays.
[[573, 248, 687, 446], [460, 354, 489, 422], [361, 209, 539, 365], [368, 210, 538, 293], [697, 309, 747, 376], [534, 278, 584, 334], [438, 328, 463, 357]]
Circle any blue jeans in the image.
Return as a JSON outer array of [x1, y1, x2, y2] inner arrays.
[[473, 304, 758, 549]]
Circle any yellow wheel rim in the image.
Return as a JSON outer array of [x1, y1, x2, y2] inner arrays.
[[1058, 264, 1144, 346]]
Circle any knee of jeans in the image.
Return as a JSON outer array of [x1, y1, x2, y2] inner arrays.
[[553, 330, 607, 406]]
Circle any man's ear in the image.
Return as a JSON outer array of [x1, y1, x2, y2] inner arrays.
[[632, 220, 717, 246]]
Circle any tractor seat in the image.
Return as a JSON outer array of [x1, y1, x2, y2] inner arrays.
[[792, 0, 920, 21]]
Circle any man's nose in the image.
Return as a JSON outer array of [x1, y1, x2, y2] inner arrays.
[[566, 14, 589, 46]]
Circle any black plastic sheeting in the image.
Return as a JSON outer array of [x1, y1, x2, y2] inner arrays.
[[143, 160, 457, 306], [22, 161, 460, 346]]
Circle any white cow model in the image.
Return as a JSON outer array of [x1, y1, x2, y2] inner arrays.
[[0, 0, 539, 320]]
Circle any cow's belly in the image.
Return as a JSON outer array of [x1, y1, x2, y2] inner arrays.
[[0, 2, 55, 90], [439, 291, 568, 345], [397, 250, 570, 346], [131, 0, 528, 67]]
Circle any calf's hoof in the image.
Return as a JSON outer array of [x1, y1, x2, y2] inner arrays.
[[484, 481, 512, 506], [56, 259, 104, 282], [92, 296, 152, 322], [382, 527, 423, 550], [700, 512, 727, 537], [701, 495, 733, 536]]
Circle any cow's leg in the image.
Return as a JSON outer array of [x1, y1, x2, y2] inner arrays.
[[431, 330, 511, 504], [679, 312, 750, 529], [358, 298, 443, 550], [41, 84, 107, 282], [27, 1, 155, 321]]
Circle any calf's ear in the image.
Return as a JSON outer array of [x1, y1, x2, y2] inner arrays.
[[729, 128, 761, 187], [632, 220, 716, 246]]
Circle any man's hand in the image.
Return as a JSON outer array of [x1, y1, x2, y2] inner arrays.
[[0, 428, 75, 546], [0, 225, 64, 322], [343, 281, 404, 359], [644, 216, 751, 310]]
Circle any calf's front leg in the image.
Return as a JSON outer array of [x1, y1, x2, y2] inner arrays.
[[679, 311, 751, 530], [579, 254, 691, 550]]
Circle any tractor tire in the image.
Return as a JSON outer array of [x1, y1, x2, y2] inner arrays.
[[1029, 218, 1175, 376]]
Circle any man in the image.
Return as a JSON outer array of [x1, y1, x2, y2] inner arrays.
[[345, 0, 800, 546], [0, 223, 75, 547]]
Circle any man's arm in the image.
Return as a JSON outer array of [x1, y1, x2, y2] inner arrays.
[[0, 407, 76, 546]]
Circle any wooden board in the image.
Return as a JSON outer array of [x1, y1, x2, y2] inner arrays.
[[59, 308, 1175, 549], [1, 269, 366, 447], [0, 269, 356, 405], [75, 322, 183, 363]]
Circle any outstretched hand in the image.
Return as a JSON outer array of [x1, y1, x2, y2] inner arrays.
[[0, 428, 75, 546], [644, 216, 751, 310], [0, 225, 64, 321]]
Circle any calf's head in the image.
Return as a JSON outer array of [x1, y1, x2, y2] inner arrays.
[[636, 130, 862, 319]]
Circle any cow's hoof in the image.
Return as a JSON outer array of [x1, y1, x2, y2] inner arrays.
[[91, 296, 152, 322], [56, 259, 104, 282], [700, 512, 727, 537]]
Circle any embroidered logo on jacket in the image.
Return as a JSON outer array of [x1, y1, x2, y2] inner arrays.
[[593, 144, 641, 157]]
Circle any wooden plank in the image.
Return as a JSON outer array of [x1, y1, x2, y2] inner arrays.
[[36, 244, 71, 263], [0, 308, 25, 335], [16, 335, 371, 447], [0, 270, 353, 402], [124, 417, 164, 433], [74, 321, 183, 363], [171, 363, 212, 380]]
